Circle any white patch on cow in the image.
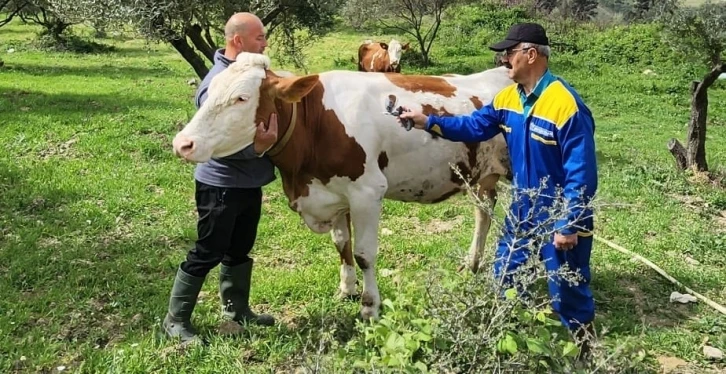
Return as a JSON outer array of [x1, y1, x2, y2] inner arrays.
[[292, 177, 352, 233], [386, 39, 406, 69], [173, 53, 270, 161], [331, 214, 358, 298]]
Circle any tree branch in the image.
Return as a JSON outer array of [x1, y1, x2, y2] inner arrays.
[[0, 0, 27, 28]]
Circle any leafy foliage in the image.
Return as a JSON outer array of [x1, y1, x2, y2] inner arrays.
[[662, 1, 726, 68], [437, 2, 531, 57]]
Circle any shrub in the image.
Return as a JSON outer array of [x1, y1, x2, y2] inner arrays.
[[292, 181, 652, 373], [437, 3, 531, 58], [578, 23, 679, 67]]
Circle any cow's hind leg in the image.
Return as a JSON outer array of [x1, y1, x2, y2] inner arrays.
[[331, 213, 358, 299], [466, 174, 501, 272]]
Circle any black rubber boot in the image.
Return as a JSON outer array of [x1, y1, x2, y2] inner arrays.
[[162, 267, 206, 343], [219, 260, 275, 326]]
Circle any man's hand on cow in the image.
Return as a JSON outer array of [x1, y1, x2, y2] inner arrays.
[[396, 107, 428, 130], [553, 232, 578, 251], [254, 112, 279, 155]]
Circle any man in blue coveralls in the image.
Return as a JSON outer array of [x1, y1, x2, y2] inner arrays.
[[398, 22, 598, 355]]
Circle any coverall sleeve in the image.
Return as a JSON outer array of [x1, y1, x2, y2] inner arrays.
[[554, 110, 598, 235], [423, 101, 503, 142]]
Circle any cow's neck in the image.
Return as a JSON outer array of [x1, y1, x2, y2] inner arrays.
[[266, 100, 297, 158], [266, 84, 326, 202], [266, 93, 313, 174]]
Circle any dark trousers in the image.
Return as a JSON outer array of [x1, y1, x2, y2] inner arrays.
[[181, 181, 263, 277]]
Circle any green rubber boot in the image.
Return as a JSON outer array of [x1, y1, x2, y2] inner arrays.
[[161, 267, 206, 343], [219, 260, 275, 326]]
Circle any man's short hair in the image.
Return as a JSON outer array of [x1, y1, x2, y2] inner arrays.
[[521, 42, 551, 58]]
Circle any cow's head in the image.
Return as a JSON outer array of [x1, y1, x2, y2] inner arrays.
[[172, 52, 318, 163], [386, 39, 409, 70]]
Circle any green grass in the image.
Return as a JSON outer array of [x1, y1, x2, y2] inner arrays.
[[1, 18, 726, 373]]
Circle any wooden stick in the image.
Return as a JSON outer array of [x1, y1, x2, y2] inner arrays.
[[594, 235, 726, 315]]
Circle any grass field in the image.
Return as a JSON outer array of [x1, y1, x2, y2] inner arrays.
[[1, 16, 726, 373]]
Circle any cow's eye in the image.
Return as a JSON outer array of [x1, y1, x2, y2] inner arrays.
[[236, 96, 248, 103]]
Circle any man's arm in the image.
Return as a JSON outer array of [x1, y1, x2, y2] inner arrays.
[[554, 110, 598, 235], [423, 101, 503, 142]]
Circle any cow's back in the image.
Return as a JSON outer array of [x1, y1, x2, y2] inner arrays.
[[315, 68, 512, 203]]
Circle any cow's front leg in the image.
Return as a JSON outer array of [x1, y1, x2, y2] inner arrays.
[[331, 213, 358, 299], [349, 186, 385, 320]]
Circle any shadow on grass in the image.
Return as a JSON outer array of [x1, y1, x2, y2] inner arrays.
[[0, 89, 187, 123], [3, 62, 178, 79], [592, 269, 699, 335]]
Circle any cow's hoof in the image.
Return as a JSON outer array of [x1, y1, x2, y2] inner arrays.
[[336, 290, 360, 301], [360, 306, 380, 321]]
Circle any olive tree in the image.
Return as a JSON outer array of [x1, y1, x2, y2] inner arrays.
[[343, 0, 457, 67], [42, 0, 342, 78], [1, 0, 28, 28], [665, 2, 725, 172]]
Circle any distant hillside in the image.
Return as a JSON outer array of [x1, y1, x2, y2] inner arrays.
[[684, 0, 725, 6]]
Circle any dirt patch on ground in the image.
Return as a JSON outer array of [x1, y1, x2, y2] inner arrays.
[[615, 279, 689, 328]]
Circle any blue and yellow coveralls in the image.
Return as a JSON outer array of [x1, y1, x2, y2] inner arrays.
[[425, 70, 598, 330]]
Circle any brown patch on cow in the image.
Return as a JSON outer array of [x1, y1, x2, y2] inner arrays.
[[421, 104, 453, 116], [385, 74, 457, 97], [358, 42, 399, 73], [470, 95, 483, 109], [377, 152, 389, 171], [354, 254, 369, 270], [258, 71, 367, 202]]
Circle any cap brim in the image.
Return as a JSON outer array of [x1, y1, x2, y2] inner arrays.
[[488, 39, 519, 52]]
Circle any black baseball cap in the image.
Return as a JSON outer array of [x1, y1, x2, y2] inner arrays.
[[489, 22, 549, 52]]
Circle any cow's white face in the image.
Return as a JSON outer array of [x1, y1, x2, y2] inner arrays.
[[173, 52, 320, 163], [386, 39, 409, 69], [172, 52, 269, 163]]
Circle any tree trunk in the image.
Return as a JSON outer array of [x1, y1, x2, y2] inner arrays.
[[668, 63, 724, 172], [185, 24, 215, 63], [168, 35, 209, 79], [667, 138, 687, 170]]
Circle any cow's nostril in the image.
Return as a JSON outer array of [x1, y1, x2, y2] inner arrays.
[[180, 140, 194, 153]]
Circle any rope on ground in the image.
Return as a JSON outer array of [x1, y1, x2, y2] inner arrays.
[[594, 235, 726, 316]]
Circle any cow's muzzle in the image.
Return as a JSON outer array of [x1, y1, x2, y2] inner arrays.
[[172, 134, 196, 160]]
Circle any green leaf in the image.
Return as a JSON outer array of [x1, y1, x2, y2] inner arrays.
[[536, 327, 551, 341], [414, 362, 429, 373], [496, 334, 518, 355], [536, 311, 547, 323], [385, 332, 405, 351], [562, 341, 579, 357], [504, 288, 518, 300], [526, 337, 549, 355], [386, 355, 400, 367], [382, 298, 395, 311]]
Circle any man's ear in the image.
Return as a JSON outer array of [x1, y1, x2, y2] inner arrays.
[[273, 75, 319, 102]]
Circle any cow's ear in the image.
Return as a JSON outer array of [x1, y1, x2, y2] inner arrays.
[[273, 75, 319, 102], [402, 42, 410, 50], [380, 42, 388, 50]]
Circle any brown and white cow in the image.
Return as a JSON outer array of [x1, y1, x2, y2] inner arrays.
[[172, 53, 513, 320], [358, 39, 410, 73]]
